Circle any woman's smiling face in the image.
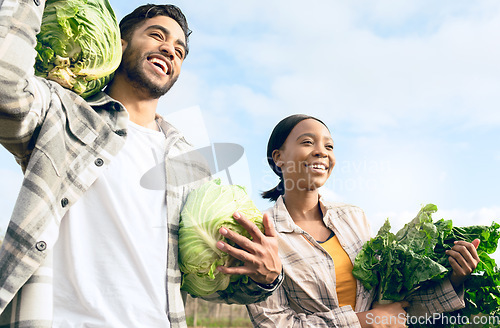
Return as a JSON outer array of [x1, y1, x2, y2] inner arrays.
[[273, 119, 335, 193]]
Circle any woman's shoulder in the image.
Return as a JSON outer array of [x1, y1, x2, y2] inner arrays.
[[320, 198, 365, 215], [263, 195, 285, 215], [262, 197, 297, 233], [320, 198, 371, 240]]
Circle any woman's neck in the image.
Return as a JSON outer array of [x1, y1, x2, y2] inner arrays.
[[283, 189, 322, 223], [283, 189, 332, 241]]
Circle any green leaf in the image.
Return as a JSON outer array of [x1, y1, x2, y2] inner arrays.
[[353, 204, 500, 324]]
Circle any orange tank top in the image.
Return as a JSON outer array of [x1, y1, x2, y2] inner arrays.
[[318, 232, 357, 309]]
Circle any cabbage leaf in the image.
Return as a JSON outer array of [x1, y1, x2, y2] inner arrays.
[[35, 0, 121, 98], [179, 179, 264, 297]]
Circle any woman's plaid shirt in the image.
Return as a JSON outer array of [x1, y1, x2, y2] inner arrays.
[[247, 197, 465, 327]]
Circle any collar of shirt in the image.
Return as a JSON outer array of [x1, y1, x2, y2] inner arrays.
[[272, 195, 334, 234]]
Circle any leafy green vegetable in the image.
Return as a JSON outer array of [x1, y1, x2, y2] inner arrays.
[[35, 0, 121, 98], [429, 223, 500, 327], [352, 204, 500, 327], [178, 179, 264, 297], [352, 204, 449, 301]]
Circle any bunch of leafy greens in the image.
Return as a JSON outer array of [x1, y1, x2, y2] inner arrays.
[[352, 204, 500, 327], [35, 0, 121, 98], [178, 179, 264, 297]]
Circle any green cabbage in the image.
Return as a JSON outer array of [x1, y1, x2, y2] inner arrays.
[[35, 0, 122, 98], [179, 179, 264, 297]]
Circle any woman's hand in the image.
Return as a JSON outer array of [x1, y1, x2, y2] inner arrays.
[[357, 301, 409, 328], [215, 212, 282, 285], [446, 239, 480, 290]]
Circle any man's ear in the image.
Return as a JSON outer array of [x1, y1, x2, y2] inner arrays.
[[121, 39, 127, 52], [272, 149, 283, 168]]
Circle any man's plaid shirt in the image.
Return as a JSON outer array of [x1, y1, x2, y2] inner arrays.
[[0, 0, 275, 327]]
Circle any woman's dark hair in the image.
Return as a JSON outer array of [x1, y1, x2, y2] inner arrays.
[[262, 114, 329, 202], [119, 4, 192, 56]]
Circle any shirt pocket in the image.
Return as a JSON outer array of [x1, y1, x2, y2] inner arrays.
[[34, 93, 97, 177], [283, 258, 336, 314], [62, 93, 98, 145]]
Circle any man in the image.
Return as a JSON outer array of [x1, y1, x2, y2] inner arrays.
[[0, 2, 282, 327]]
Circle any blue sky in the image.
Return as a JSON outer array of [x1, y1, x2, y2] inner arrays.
[[1, 1, 500, 260]]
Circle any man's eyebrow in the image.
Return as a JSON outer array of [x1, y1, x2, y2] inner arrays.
[[145, 24, 187, 51]]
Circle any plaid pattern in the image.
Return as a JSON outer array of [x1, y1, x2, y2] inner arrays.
[[0, 1, 275, 327], [246, 196, 465, 327]]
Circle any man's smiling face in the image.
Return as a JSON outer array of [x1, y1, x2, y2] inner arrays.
[[118, 15, 187, 99]]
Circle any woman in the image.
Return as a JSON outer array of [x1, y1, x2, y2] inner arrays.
[[246, 114, 480, 328]]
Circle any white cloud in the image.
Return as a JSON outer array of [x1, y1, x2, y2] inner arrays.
[[181, 0, 500, 132], [328, 134, 451, 211]]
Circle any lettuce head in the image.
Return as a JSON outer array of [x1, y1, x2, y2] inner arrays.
[[35, 0, 122, 98], [179, 179, 264, 297]]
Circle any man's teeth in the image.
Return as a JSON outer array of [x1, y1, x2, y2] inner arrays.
[[310, 164, 326, 170], [149, 58, 167, 74]]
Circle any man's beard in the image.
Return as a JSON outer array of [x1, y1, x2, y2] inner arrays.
[[119, 46, 178, 99]]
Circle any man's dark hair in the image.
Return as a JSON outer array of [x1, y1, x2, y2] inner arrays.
[[120, 4, 192, 56]]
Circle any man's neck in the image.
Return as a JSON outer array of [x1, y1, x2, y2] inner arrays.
[[105, 78, 160, 131]]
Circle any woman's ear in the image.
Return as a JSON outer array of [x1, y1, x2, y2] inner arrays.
[[272, 149, 283, 167]]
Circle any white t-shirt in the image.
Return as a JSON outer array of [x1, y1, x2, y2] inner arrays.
[[53, 121, 170, 327]]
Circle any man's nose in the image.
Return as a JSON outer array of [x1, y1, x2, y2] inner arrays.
[[159, 42, 175, 60]]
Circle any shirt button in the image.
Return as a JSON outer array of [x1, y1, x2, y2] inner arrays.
[[61, 198, 69, 207], [114, 130, 126, 136], [95, 158, 104, 167], [36, 241, 47, 251], [34, 0, 40, 5]]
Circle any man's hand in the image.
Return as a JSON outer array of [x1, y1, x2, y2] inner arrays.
[[215, 212, 282, 285], [446, 239, 480, 289]]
